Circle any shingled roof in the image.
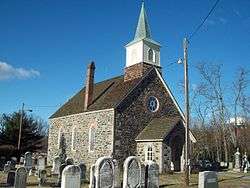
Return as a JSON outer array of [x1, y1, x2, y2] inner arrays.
[[136, 116, 181, 140], [50, 75, 143, 119]]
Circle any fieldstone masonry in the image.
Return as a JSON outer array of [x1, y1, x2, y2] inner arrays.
[[48, 109, 114, 170]]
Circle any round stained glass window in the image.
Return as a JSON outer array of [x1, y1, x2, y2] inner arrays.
[[147, 96, 159, 112]]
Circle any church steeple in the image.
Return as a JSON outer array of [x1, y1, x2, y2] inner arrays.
[[134, 2, 151, 40], [124, 2, 161, 82]]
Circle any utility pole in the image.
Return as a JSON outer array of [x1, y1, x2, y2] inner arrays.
[[184, 37, 190, 186], [18, 103, 25, 151]]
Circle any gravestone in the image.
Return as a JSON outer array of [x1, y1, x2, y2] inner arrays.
[[89, 164, 95, 188], [234, 148, 241, 172], [145, 161, 159, 188], [198, 171, 218, 188], [65, 158, 74, 165], [95, 156, 115, 188], [78, 163, 86, 181], [28, 168, 35, 176], [38, 169, 47, 186], [24, 152, 32, 171], [228, 162, 233, 169], [123, 156, 142, 188], [57, 163, 67, 185], [37, 156, 45, 170], [113, 159, 120, 188], [14, 167, 27, 188], [52, 156, 61, 175], [20, 157, 25, 164], [4, 163, 11, 173], [6, 171, 15, 186], [61, 165, 81, 188]]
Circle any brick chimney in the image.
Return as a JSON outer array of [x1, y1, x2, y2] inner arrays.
[[84, 61, 95, 111]]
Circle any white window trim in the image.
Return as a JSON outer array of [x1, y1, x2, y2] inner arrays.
[[145, 144, 154, 162], [58, 127, 62, 149]]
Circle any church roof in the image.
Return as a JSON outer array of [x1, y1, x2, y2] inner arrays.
[[50, 75, 142, 119], [136, 116, 181, 141], [126, 3, 161, 47]]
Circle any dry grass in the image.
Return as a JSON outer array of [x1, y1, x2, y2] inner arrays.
[[0, 171, 249, 187]]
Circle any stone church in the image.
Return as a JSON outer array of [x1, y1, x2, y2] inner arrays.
[[47, 3, 195, 173]]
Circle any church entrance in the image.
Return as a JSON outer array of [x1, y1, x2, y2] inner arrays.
[[170, 135, 183, 171]]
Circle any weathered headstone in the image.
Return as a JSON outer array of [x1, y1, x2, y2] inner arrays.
[[37, 156, 45, 170], [89, 164, 95, 188], [24, 152, 32, 171], [95, 156, 115, 188], [78, 163, 86, 181], [57, 163, 67, 185], [14, 167, 27, 188], [145, 161, 159, 188], [65, 157, 74, 165], [123, 156, 143, 188], [52, 156, 61, 175], [61, 165, 81, 188], [38, 169, 47, 186], [4, 163, 11, 173], [228, 162, 233, 169], [113, 159, 120, 188], [20, 157, 25, 164], [6, 171, 15, 186], [198, 171, 218, 188], [234, 148, 241, 172]]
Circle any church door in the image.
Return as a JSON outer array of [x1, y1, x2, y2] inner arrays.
[[170, 135, 183, 171]]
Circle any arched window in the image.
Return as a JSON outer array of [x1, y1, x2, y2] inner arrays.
[[58, 127, 63, 149], [89, 125, 96, 152], [146, 145, 153, 161], [71, 126, 76, 151], [148, 49, 154, 62]]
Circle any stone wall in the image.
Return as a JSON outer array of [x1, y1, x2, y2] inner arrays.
[[47, 109, 115, 170], [114, 69, 181, 166], [136, 142, 163, 172]]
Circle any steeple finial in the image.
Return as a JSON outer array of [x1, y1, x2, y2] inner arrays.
[[134, 2, 151, 40]]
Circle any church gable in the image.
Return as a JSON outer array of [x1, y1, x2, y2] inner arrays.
[[113, 68, 183, 162]]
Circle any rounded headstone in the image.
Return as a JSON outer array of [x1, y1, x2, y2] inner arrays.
[[61, 165, 81, 188]]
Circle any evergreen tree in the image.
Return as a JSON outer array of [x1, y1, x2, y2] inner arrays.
[[0, 111, 46, 156]]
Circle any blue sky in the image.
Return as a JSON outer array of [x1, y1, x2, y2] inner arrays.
[[1, 0, 250, 121]]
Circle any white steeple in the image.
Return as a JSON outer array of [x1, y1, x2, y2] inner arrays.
[[125, 2, 161, 68]]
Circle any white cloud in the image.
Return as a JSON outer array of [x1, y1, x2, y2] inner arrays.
[[0, 61, 40, 80]]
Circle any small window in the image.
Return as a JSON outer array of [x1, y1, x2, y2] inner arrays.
[[89, 126, 96, 152], [147, 96, 159, 112], [147, 146, 153, 161]]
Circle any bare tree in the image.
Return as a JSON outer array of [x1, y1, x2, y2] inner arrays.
[[195, 63, 230, 163], [232, 67, 249, 153]]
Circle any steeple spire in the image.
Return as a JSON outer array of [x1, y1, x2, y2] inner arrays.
[[134, 2, 151, 40]]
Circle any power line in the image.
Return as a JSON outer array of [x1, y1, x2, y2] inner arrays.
[[188, 0, 221, 41]]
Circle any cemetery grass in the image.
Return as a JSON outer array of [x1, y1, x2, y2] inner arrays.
[[0, 171, 250, 187]]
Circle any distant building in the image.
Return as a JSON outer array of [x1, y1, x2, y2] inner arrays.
[[47, 3, 196, 173]]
